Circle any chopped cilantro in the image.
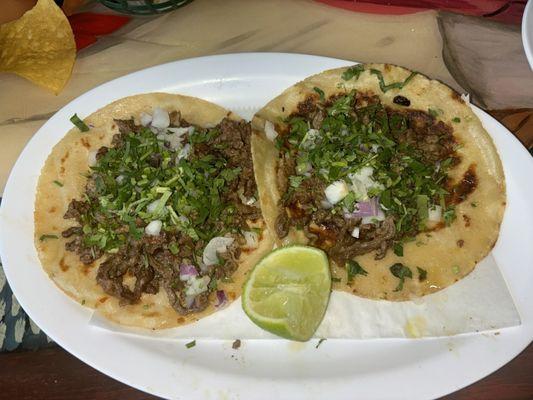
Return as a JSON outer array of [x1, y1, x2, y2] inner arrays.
[[81, 299, 86, 305], [390, 263, 412, 292], [169, 242, 179, 255], [452, 265, 460, 274], [452, 117, 461, 123], [313, 87, 325, 101], [315, 338, 326, 348], [417, 267, 427, 281], [470, 202, 477, 208], [346, 260, 367, 283], [428, 108, 439, 118], [331, 277, 341, 283], [341, 65, 365, 81], [393, 242, 404, 257], [53, 180, 64, 187], [443, 206, 456, 226], [370, 69, 417, 92], [289, 175, 304, 188], [70, 114, 89, 132], [39, 234, 58, 241], [185, 340, 196, 349]]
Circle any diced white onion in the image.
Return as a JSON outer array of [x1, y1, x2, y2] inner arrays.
[[167, 126, 193, 135], [88, 150, 97, 167], [351, 227, 360, 238], [177, 143, 191, 161], [461, 93, 470, 104], [145, 220, 162, 236], [151, 107, 170, 129], [324, 180, 349, 205], [243, 231, 259, 249], [428, 205, 442, 222], [185, 275, 211, 296], [300, 129, 320, 150], [203, 237, 235, 266], [264, 120, 278, 141], [348, 166, 384, 201], [115, 175, 126, 185], [238, 188, 256, 206], [184, 294, 196, 308], [147, 199, 159, 214], [140, 112, 152, 127], [157, 127, 190, 150]]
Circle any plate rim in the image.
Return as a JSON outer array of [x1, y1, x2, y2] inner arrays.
[[1, 52, 533, 400], [522, 0, 533, 69]]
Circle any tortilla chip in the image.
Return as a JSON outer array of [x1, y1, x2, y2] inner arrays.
[[0, 0, 76, 94]]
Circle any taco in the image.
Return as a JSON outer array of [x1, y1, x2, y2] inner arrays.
[[251, 64, 505, 301], [35, 93, 272, 329]]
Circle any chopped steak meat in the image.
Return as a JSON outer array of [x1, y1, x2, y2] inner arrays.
[[389, 109, 456, 164], [276, 91, 458, 267], [61, 113, 259, 315]]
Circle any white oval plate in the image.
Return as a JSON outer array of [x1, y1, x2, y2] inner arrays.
[[522, 0, 533, 69], [1, 53, 532, 400]]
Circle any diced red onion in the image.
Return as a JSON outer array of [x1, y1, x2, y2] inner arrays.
[[351, 197, 381, 218], [179, 264, 198, 281], [215, 290, 227, 308]]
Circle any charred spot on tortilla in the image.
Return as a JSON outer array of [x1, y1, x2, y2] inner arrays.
[[252, 63, 505, 300], [393, 95, 410, 107]]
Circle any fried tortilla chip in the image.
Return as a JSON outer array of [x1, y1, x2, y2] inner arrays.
[[0, 0, 76, 94]]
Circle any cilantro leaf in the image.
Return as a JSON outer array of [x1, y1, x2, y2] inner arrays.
[[417, 267, 427, 281], [393, 242, 404, 257], [313, 87, 325, 101], [341, 65, 365, 81], [370, 69, 417, 92], [346, 260, 367, 283], [70, 114, 89, 132], [390, 263, 412, 292], [39, 234, 59, 241]]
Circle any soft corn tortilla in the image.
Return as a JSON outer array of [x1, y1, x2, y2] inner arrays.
[[252, 64, 505, 301], [35, 93, 273, 329]]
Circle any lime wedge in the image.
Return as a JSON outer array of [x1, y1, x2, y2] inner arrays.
[[242, 245, 331, 341]]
